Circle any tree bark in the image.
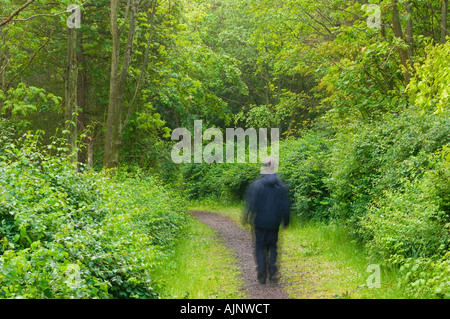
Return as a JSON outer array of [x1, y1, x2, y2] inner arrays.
[[65, 27, 78, 164], [76, 26, 89, 166], [391, 0, 411, 85], [442, 0, 449, 44], [87, 136, 93, 167], [123, 0, 158, 130], [104, 0, 138, 169], [406, 1, 414, 66], [0, 30, 7, 116]]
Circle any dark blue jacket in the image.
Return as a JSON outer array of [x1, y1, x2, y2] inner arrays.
[[244, 174, 290, 230]]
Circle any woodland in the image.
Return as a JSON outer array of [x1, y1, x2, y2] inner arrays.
[[0, 0, 449, 299]]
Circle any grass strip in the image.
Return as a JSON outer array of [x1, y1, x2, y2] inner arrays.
[[151, 213, 245, 299]]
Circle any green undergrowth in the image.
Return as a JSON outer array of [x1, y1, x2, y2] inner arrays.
[[151, 213, 245, 299]]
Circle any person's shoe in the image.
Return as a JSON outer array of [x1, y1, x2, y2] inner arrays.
[[257, 272, 266, 285], [269, 273, 279, 284], [268, 268, 278, 284]]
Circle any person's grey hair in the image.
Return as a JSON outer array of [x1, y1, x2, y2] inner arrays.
[[260, 156, 277, 174]]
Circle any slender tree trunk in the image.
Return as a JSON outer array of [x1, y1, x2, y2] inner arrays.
[[65, 27, 78, 164], [392, 0, 411, 85], [0, 67, 5, 116], [442, 0, 449, 44], [104, 0, 120, 169], [87, 136, 93, 167], [0, 65, 4, 114], [76, 27, 89, 166], [123, 0, 158, 130], [104, 0, 138, 169], [1, 29, 8, 116], [406, 1, 414, 66], [381, 17, 386, 38]]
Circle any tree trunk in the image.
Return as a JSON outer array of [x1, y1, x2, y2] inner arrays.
[[87, 136, 94, 167], [391, 0, 411, 85], [0, 71, 5, 117], [76, 27, 88, 166], [123, 0, 158, 130], [406, 1, 414, 66], [1, 29, 8, 116], [65, 27, 78, 164], [0, 64, 4, 115], [442, 0, 449, 44], [104, 0, 120, 169], [104, 0, 138, 169]]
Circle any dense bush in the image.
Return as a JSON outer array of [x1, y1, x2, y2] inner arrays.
[[0, 131, 187, 298], [180, 128, 333, 220], [278, 130, 332, 220], [360, 160, 450, 261], [396, 252, 450, 299], [326, 109, 450, 229], [181, 160, 259, 201]]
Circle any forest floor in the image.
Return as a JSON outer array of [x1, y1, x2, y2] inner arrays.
[[189, 210, 289, 299], [187, 204, 409, 299], [188, 208, 405, 299]]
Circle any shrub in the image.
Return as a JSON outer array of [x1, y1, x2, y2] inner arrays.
[[0, 131, 187, 298], [397, 252, 450, 299], [181, 158, 259, 201], [326, 109, 450, 230], [360, 157, 450, 261], [218, 163, 260, 200], [181, 161, 218, 199], [278, 130, 332, 220]]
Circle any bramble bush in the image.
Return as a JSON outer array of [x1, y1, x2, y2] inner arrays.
[[359, 155, 450, 298], [181, 161, 260, 201], [325, 109, 450, 231], [278, 129, 333, 220], [360, 161, 450, 261], [180, 150, 260, 201], [0, 130, 187, 298], [180, 127, 333, 217], [396, 252, 450, 299]]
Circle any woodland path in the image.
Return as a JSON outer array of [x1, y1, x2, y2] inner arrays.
[[189, 210, 290, 299]]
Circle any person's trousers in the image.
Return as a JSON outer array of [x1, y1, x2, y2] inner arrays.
[[254, 228, 279, 280]]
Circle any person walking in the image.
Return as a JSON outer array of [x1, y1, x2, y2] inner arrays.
[[244, 157, 290, 284]]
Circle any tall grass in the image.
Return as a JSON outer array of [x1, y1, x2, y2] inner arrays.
[[279, 218, 407, 298]]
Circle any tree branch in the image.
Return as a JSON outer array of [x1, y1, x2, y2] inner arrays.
[[123, 0, 158, 130], [6, 34, 51, 89], [119, 0, 131, 35], [0, 23, 31, 75], [3, 1, 89, 23], [298, 3, 334, 36], [0, 0, 35, 28]]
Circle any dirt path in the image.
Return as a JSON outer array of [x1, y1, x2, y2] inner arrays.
[[189, 210, 289, 299]]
